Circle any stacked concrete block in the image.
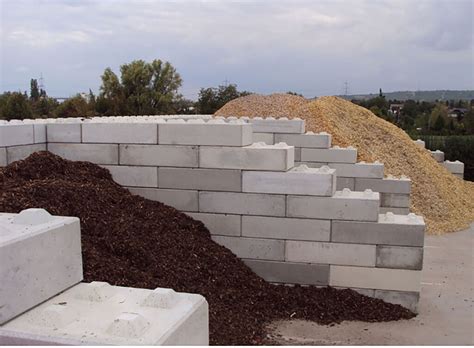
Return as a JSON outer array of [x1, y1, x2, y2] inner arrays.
[[82, 123, 158, 144], [47, 123, 82, 143], [120, 144, 198, 167], [0, 282, 209, 345], [430, 150, 444, 163], [300, 146, 357, 163], [442, 160, 464, 178], [246, 117, 305, 134], [0, 124, 34, 147], [274, 131, 332, 149], [48, 143, 119, 165], [413, 139, 425, 148], [5, 144, 47, 165]]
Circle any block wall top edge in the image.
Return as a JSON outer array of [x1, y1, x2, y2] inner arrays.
[[377, 212, 425, 225], [332, 190, 380, 200]]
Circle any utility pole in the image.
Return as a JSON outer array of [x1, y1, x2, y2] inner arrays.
[[38, 73, 45, 91], [343, 81, 349, 97]]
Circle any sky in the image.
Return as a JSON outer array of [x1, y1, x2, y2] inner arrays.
[[0, 0, 473, 100]]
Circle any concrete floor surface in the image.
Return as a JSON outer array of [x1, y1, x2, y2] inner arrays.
[[268, 223, 474, 345]]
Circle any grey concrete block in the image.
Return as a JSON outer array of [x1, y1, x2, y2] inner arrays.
[[6, 144, 46, 164], [102, 165, 158, 187], [287, 191, 380, 221], [199, 192, 286, 216], [46, 124, 81, 143], [329, 162, 384, 178], [379, 207, 410, 215], [336, 177, 355, 190], [294, 148, 301, 161], [374, 290, 420, 313], [127, 187, 198, 212], [185, 212, 241, 236], [158, 167, 241, 191], [332, 287, 375, 297], [286, 241, 376, 266], [332, 214, 425, 246], [82, 123, 158, 144], [48, 143, 119, 164], [429, 150, 444, 163], [301, 147, 357, 163], [381, 193, 410, 208], [376, 246, 423, 270], [248, 118, 305, 134], [274, 132, 331, 148], [442, 160, 464, 174], [0, 148, 6, 167], [413, 139, 425, 148], [33, 124, 46, 143], [243, 260, 329, 285], [119, 145, 198, 167], [252, 132, 274, 145], [241, 216, 330, 241], [212, 236, 284, 261], [0, 125, 34, 147], [355, 177, 411, 194]]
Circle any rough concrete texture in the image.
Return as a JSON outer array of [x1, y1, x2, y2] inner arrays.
[[46, 124, 81, 143], [6, 144, 47, 165], [102, 165, 158, 188], [252, 132, 274, 145], [0, 148, 7, 167], [0, 124, 34, 147], [381, 193, 410, 208], [300, 147, 357, 163], [48, 143, 119, 165], [274, 132, 332, 148], [336, 177, 355, 190], [379, 207, 410, 215], [329, 162, 384, 178], [355, 177, 411, 194], [430, 150, 445, 163], [442, 160, 464, 174], [119, 144, 198, 167], [185, 212, 241, 236], [82, 123, 158, 144], [33, 124, 46, 144], [212, 236, 285, 261], [267, 223, 474, 345], [376, 245, 423, 270], [248, 118, 305, 134], [127, 187, 198, 212]]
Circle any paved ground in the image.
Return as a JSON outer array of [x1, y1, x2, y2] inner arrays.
[[267, 223, 474, 345]]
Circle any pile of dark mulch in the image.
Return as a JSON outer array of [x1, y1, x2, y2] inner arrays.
[[0, 152, 415, 345]]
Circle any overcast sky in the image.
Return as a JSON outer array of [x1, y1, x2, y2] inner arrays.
[[1, 0, 472, 99]]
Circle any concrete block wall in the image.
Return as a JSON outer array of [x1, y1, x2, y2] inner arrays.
[[0, 116, 425, 311], [414, 140, 464, 179]]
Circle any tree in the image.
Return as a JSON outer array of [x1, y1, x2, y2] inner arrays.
[[0, 92, 33, 120], [54, 94, 93, 118], [30, 79, 40, 101], [197, 84, 252, 114]]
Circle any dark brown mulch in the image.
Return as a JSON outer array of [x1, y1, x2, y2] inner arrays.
[[0, 152, 416, 345]]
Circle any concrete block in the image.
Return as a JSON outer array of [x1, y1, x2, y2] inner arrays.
[[158, 167, 241, 192], [381, 193, 410, 208], [336, 177, 355, 190], [102, 165, 158, 187], [0, 282, 209, 345], [248, 117, 305, 134], [329, 265, 421, 292], [379, 207, 410, 215], [212, 236, 284, 261], [33, 124, 46, 143], [454, 173, 464, 179], [252, 132, 274, 144], [242, 165, 336, 196], [430, 150, 444, 163], [329, 162, 384, 178], [295, 161, 328, 168], [242, 216, 330, 241], [48, 143, 119, 164], [82, 123, 158, 144], [286, 241, 376, 266], [199, 143, 294, 171], [0, 124, 34, 147], [0, 148, 7, 167], [374, 290, 420, 313], [294, 148, 301, 161], [6, 144, 46, 164], [355, 177, 411, 194], [442, 160, 464, 174], [199, 191, 286, 216], [287, 190, 380, 221], [127, 188, 198, 212], [0, 209, 83, 324], [300, 147, 357, 163], [186, 212, 241, 236], [332, 287, 375, 297], [119, 145, 198, 167], [275, 132, 331, 148], [332, 213, 425, 246], [376, 246, 423, 270], [46, 124, 81, 143], [243, 260, 329, 285], [413, 139, 425, 148], [159, 121, 252, 146]]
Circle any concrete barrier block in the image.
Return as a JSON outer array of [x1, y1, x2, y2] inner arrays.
[[329, 265, 421, 292], [0, 209, 83, 324], [242, 165, 336, 196], [46, 124, 81, 143], [329, 162, 384, 178], [120, 145, 198, 167], [442, 160, 464, 174], [252, 132, 274, 145], [381, 193, 410, 208], [0, 125, 34, 147], [355, 177, 411, 194], [242, 216, 330, 241], [287, 190, 380, 221], [0, 282, 209, 345], [336, 177, 355, 190], [274, 132, 331, 148], [199, 191, 286, 216], [82, 123, 158, 144], [48, 143, 119, 164], [294, 148, 301, 161], [158, 167, 241, 191], [212, 236, 284, 261], [127, 188, 198, 212], [6, 144, 47, 164], [332, 213, 425, 246], [300, 147, 357, 163], [379, 207, 410, 215], [33, 124, 46, 143], [186, 212, 241, 236], [374, 290, 420, 313], [286, 241, 376, 266], [159, 121, 252, 146], [430, 150, 444, 163], [102, 165, 158, 187], [199, 143, 294, 171], [413, 139, 425, 148], [248, 117, 305, 134], [376, 246, 423, 270], [0, 148, 6, 167], [243, 260, 329, 285]]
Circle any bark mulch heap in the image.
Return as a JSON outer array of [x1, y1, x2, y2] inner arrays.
[[0, 151, 415, 345]]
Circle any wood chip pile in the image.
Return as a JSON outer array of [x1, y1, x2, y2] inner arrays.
[[216, 94, 474, 234]]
